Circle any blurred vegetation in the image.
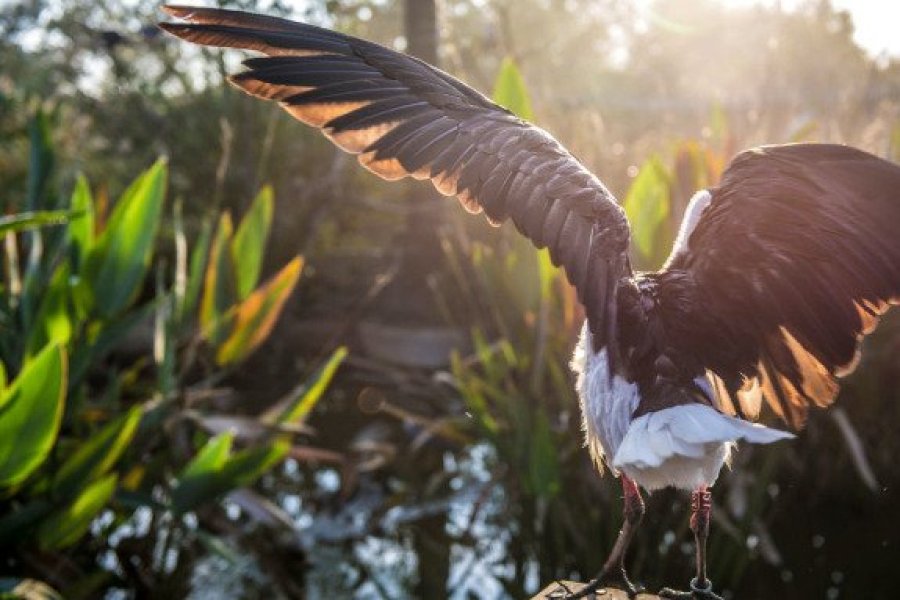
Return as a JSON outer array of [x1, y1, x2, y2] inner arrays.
[[1, 0, 899, 598], [0, 109, 346, 597]]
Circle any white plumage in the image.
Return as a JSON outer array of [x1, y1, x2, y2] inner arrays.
[[613, 404, 794, 491], [572, 324, 794, 491], [571, 324, 640, 473]]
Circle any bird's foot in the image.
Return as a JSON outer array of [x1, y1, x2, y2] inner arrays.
[[659, 578, 723, 600], [614, 571, 646, 598], [545, 569, 645, 599]]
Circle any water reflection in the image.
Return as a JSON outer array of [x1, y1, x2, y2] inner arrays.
[[291, 443, 519, 598]]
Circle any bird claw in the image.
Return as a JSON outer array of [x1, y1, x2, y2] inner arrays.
[[659, 578, 723, 600], [545, 570, 644, 599], [616, 573, 646, 598]]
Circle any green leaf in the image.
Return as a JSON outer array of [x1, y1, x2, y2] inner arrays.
[[37, 473, 117, 550], [262, 346, 348, 425], [51, 406, 142, 499], [26, 109, 54, 211], [710, 100, 728, 143], [0, 345, 67, 488], [491, 57, 534, 121], [171, 434, 288, 514], [182, 219, 213, 321], [69, 175, 94, 267], [623, 155, 671, 262], [25, 263, 72, 358], [450, 349, 499, 436], [171, 432, 234, 514], [231, 186, 274, 300], [220, 441, 289, 488], [180, 432, 234, 480], [200, 213, 236, 343], [535, 247, 555, 303], [527, 409, 560, 498], [85, 159, 166, 317], [673, 141, 709, 194], [0, 210, 82, 236], [214, 256, 303, 366]]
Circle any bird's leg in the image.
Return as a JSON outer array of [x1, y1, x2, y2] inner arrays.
[[558, 476, 645, 599], [659, 486, 723, 600], [691, 487, 712, 590]]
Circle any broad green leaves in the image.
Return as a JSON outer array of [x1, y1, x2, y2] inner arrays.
[[492, 57, 535, 121], [183, 431, 234, 481], [171, 432, 289, 514], [231, 186, 273, 300], [201, 213, 236, 341], [0, 345, 67, 488], [37, 474, 118, 550], [51, 406, 142, 498], [262, 346, 348, 425], [0, 210, 81, 236], [215, 257, 303, 365], [526, 409, 560, 498], [625, 140, 730, 269], [0, 132, 333, 560], [25, 263, 73, 357], [181, 219, 213, 321], [199, 188, 303, 366], [85, 159, 166, 317], [26, 109, 54, 211], [623, 155, 671, 265], [68, 174, 94, 265], [10, 407, 145, 551]]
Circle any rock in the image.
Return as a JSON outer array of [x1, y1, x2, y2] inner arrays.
[[532, 581, 661, 599]]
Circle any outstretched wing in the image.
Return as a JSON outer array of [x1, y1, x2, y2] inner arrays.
[[666, 143, 900, 428], [160, 5, 631, 349]]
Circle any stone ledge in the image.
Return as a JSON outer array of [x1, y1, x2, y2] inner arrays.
[[533, 581, 661, 599]]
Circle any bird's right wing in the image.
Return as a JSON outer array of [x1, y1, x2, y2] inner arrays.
[[159, 5, 632, 349], [664, 144, 900, 429]]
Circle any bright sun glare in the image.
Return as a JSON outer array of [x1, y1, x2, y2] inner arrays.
[[711, 0, 900, 58]]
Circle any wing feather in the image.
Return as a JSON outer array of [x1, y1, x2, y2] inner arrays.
[[160, 5, 632, 348], [667, 144, 900, 428]]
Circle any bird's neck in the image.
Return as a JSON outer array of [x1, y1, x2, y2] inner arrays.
[[616, 270, 704, 381], [662, 189, 712, 270]]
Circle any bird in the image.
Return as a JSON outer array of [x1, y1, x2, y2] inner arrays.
[[159, 6, 900, 599]]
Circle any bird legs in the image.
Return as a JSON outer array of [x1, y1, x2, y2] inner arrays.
[[659, 486, 723, 600], [558, 476, 645, 599]]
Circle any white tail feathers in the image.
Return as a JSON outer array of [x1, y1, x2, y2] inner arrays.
[[612, 404, 794, 490]]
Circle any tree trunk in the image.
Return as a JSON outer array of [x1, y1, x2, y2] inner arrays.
[[404, 0, 439, 65], [376, 0, 445, 326], [402, 6, 451, 598]]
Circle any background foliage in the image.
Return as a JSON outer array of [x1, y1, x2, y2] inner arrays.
[[1, 0, 899, 598]]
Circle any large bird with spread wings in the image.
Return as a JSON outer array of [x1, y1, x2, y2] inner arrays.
[[160, 6, 900, 599]]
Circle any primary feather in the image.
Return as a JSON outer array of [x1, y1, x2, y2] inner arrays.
[[159, 4, 631, 352]]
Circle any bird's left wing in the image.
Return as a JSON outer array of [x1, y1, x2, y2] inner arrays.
[[159, 5, 631, 349], [663, 143, 900, 429]]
